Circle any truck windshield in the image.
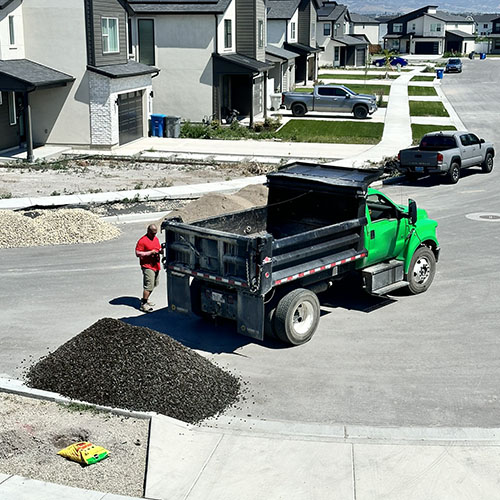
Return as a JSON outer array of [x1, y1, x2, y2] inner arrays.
[[341, 86, 356, 95], [448, 59, 460, 64], [420, 135, 457, 150]]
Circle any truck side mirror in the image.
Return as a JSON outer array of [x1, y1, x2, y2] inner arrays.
[[480, 138, 485, 144], [408, 199, 417, 225]]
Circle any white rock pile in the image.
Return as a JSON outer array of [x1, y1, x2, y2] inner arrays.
[[0, 209, 121, 248]]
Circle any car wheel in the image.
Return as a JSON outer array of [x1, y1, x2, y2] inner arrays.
[[407, 246, 436, 295], [446, 162, 460, 184], [274, 288, 320, 345], [482, 152, 494, 173], [353, 105, 368, 119], [291, 103, 306, 117]]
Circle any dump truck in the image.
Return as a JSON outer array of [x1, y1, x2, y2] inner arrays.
[[161, 163, 440, 345]]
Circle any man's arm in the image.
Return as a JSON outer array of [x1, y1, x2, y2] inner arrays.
[[135, 241, 158, 258]]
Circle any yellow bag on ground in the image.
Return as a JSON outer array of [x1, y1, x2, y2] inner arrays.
[[58, 441, 109, 465]]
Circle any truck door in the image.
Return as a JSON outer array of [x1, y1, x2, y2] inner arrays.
[[315, 86, 336, 112], [331, 87, 353, 112], [466, 133, 483, 165], [364, 193, 407, 266], [459, 134, 476, 167]]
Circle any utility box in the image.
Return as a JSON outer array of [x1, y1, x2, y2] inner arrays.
[[151, 114, 166, 137], [165, 116, 181, 138]]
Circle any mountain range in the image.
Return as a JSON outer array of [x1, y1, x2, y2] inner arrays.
[[342, 0, 500, 15]]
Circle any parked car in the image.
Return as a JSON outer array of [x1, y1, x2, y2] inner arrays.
[[281, 85, 377, 119], [398, 131, 495, 184], [373, 56, 408, 67], [445, 58, 463, 73]]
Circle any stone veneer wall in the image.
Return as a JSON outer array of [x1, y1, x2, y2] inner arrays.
[[89, 71, 153, 147]]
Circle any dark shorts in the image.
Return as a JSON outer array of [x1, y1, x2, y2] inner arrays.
[[142, 268, 159, 292]]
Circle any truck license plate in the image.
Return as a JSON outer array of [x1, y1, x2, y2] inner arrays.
[[211, 292, 224, 303], [415, 167, 424, 173]]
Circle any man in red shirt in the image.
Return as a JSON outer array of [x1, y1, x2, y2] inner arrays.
[[135, 224, 161, 312]]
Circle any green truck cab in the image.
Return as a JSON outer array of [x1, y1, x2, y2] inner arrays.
[[162, 163, 440, 346]]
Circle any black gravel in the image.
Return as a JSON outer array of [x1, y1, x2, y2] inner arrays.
[[26, 318, 241, 424]]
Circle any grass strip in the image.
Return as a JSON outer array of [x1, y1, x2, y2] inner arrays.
[[292, 84, 390, 95], [411, 124, 456, 144], [276, 119, 383, 144], [409, 101, 449, 117], [410, 75, 436, 82], [408, 86, 438, 96], [319, 73, 399, 80]]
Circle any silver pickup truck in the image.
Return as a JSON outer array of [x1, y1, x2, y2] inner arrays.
[[398, 131, 495, 184], [281, 85, 377, 119]]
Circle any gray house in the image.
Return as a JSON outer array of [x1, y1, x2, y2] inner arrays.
[[127, 0, 272, 126], [487, 17, 500, 54], [317, 2, 368, 67], [0, 0, 157, 159]]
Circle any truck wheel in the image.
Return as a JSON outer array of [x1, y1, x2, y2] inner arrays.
[[264, 306, 277, 340], [406, 172, 419, 182], [353, 105, 368, 119], [291, 103, 306, 117], [446, 162, 460, 184], [407, 247, 436, 294], [274, 288, 320, 345], [482, 153, 494, 173]]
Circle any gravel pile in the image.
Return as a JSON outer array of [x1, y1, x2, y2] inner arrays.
[[26, 318, 241, 424], [0, 209, 120, 248]]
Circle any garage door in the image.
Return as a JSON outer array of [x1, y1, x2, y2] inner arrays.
[[356, 48, 366, 66], [118, 91, 143, 145], [415, 41, 439, 55]]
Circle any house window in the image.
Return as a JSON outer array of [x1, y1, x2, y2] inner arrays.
[[290, 22, 296, 39], [224, 19, 232, 49], [9, 16, 15, 45], [411, 23, 416, 31], [393, 23, 403, 33], [311, 22, 315, 40], [495, 39, 500, 49], [258, 20, 264, 48], [334, 46, 340, 61], [138, 19, 155, 65], [8, 92, 16, 126], [102, 17, 119, 53], [430, 23, 441, 32], [484, 23, 489, 28], [334, 23, 340, 37], [323, 23, 331, 36]]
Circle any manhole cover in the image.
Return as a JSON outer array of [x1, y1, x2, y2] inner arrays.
[[466, 213, 500, 222]]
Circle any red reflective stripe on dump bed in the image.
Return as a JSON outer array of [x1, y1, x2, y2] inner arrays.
[[168, 265, 249, 288], [273, 252, 367, 286]]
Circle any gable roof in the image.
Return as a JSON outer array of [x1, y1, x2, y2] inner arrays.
[[428, 11, 471, 23], [317, 2, 347, 21], [349, 13, 378, 24], [127, 0, 232, 14], [389, 5, 438, 23], [333, 34, 368, 46], [267, 0, 301, 19], [266, 44, 298, 60], [0, 59, 74, 90]]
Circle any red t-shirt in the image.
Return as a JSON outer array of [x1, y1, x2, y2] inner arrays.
[[136, 235, 161, 271]]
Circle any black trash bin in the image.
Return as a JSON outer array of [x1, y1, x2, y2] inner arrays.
[[165, 116, 181, 138], [469, 51, 475, 60]]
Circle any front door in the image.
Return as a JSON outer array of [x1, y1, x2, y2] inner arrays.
[[363, 193, 408, 266]]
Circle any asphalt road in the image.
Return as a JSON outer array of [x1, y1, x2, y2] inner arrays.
[[1, 59, 500, 428]]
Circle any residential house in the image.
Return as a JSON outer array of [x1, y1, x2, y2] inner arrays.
[[384, 5, 475, 55], [317, 1, 369, 67], [473, 13, 499, 36], [266, 0, 300, 94], [127, 0, 272, 126], [275, 0, 322, 83], [375, 14, 396, 45], [0, 0, 157, 158], [487, 17, 500, 54], [349, 13, 379, 48]]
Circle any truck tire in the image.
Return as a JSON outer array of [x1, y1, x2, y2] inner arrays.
[[407, 246, 436, 294], [274, 288, 320, 345], [291, 103, 306, 117], [482, 152, 494, 173], [353, 105, 368, 119], [264, 306, 277, 340], [446, 162, 460, 184], [406, 172, 419, 182]]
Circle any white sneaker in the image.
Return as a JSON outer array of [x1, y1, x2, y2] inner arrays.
[[140, 303, 153, 313], [147, 300, 155, 307]]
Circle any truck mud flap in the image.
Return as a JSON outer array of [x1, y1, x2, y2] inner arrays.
[[167, 272, 191, 314], [237, 292, 264, 341]]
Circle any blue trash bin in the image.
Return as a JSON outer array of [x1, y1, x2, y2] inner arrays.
[[436, 68, 444, 79], [480, 52, 486, 60], [150, 114, 166, 137]]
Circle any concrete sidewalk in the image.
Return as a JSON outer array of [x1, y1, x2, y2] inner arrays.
[[3, 378, 500, 500]]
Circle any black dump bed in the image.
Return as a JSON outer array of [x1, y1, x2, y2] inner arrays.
[[163, 163, 381, 295]]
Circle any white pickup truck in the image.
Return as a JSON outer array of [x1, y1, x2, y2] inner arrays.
[[398, 131, 495, 183]]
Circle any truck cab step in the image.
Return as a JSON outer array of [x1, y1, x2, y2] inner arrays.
[[369, 280, 409, 296], [362, 260, 406, 295]]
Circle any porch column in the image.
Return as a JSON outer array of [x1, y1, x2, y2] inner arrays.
[[250, 75, 254, 128], [263, 71, 268, 119], [24, 92, 34, 163]]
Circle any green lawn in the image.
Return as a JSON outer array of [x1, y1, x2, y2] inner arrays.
[[408, 86, 438, 96], [409, 101, 449, 117], [410, 75, 436, 82], [319, 73, 399, 80], [294, 84, 391, 95], [411, 124, 456, 144], [276, 120, 384, 144]]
